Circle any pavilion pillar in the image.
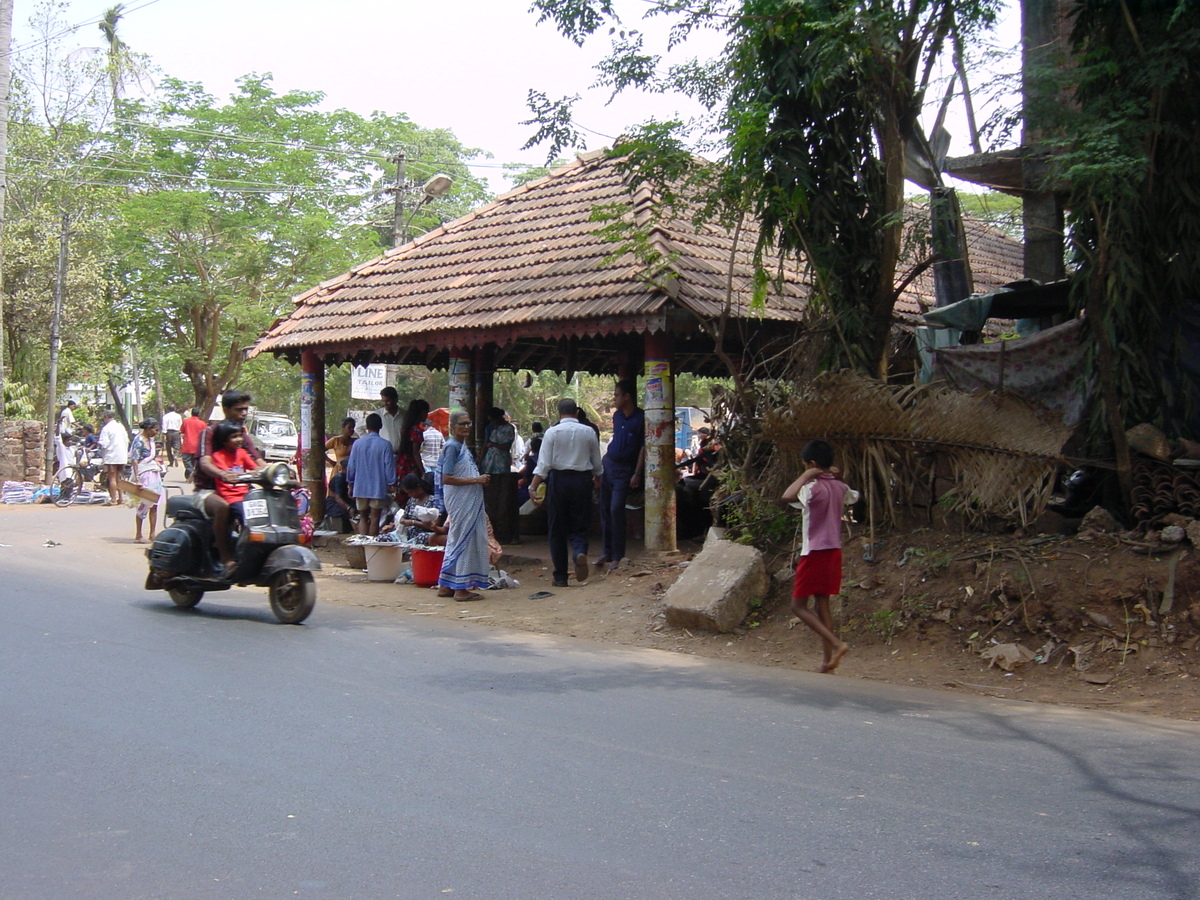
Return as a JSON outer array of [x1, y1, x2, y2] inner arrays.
[[643, 331, 677, 553], [473, 345, 495, 450], [300, 348, 326, 522], [448, 353, 471, 411]]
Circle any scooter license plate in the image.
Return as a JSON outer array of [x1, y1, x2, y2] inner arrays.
[[243, 499, 269, 521]]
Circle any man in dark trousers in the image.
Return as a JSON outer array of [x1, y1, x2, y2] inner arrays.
[[597, 379, 645, 572], [529, 398, 602, 586]]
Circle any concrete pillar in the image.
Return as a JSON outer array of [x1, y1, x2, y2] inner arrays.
[[448, 354, 471, 411], [643, 331, 677, 553], [300, 349, 326, 522], [473, 345, 494, 450]]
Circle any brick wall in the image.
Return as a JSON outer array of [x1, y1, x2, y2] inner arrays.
[[0, 420, 46, 483]]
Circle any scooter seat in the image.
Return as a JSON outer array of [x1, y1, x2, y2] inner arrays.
[[166, 494, 207, 521]]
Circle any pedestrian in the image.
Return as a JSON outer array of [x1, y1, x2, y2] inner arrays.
[[780, 439, 858, 674], [346, 413, 396, 536], [396, 398, 431, 484], [54, 400, 78, 472], [420, 418, 444, 473], [98, 410, 129, 506], [437, 408, 491, 602], [361, 386, 404, 457], [529, 398, 602, 587], [325, 417, 357, 472], [159, 403, 182, 467], [597, 379, 645, 573], [180, 407, 207, 482], [480, 406, 519, 543], [130, 418, 165, 543]]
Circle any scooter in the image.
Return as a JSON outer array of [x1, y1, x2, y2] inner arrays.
[[145, 462, 320, 624]]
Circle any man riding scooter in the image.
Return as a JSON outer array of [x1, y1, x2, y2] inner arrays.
[[193, 390, 264, 575]]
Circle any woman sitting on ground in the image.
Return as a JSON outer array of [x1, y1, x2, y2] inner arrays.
[[394, 472, 448, 547]]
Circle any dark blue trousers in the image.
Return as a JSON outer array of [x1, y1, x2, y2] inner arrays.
[[599, 460, 634, 563], [547, 469, 593, 582]]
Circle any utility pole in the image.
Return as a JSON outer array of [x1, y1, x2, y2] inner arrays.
[[390, 151, 406, 248], [0, 0, 15, 438], [44, 213, 69, 481]]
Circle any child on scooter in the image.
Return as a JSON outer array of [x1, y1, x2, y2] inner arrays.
[[209, 421, 264, 575]]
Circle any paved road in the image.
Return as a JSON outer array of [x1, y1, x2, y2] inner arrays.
[[2, 503, 1199, 899]]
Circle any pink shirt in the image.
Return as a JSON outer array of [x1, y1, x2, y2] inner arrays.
[[797, 473, 860, 556]]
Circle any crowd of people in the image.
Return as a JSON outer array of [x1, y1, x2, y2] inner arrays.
[[54, 400, 213, 542]]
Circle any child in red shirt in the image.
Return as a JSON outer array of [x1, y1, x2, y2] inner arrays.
[[210, 421, 262, 573]]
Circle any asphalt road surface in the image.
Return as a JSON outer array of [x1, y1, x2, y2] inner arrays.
[[2, 504, 1199, 899]]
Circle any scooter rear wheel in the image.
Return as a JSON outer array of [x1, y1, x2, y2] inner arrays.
[[167, 586, 204, 608], [268, 570, 315, 624]]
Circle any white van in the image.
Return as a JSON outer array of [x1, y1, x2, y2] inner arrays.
[[246, 411, 299, 462]]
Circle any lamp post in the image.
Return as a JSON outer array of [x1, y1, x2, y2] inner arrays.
[[390, 163, 454, 246]]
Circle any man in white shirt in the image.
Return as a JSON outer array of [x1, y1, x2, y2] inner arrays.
[[359, 386, 403, 457], [420, 419, 444, 472], [529, 398, 603, 586], [98, 410, 130, 505], [161, 403, 183, 468]]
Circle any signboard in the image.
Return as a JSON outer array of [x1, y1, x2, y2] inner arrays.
[[351, 364, 399, 400]]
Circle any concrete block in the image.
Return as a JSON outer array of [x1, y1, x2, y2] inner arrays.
[[663, 537, 769, 633]]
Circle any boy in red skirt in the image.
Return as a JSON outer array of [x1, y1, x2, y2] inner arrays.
[[782, 440, 859, 673]]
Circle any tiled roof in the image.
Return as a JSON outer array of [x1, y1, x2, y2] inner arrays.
[[252, 149, 1024, 374]]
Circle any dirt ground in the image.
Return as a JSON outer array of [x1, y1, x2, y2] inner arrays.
[[313, 511, 1200, 723]]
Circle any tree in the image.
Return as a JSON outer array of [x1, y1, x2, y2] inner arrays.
[[527, 0, 1001, 375], [1037, 0, 1200, 491], [2, 2, 128, 411], [109, 75, 490, 412]]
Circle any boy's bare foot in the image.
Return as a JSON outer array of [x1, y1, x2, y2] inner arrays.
[[821, 643, 850, 673]]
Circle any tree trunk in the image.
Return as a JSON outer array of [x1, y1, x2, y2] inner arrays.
[[0, 0, 14, 435]]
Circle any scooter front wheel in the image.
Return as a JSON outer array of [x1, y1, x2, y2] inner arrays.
[[268, 570, 315, 624], [167, 586, 204, 608]]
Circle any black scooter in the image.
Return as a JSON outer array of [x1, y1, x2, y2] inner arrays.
[[145, 462, 320, 624]]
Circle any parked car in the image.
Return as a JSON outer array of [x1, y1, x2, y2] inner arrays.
[[246, 411, 299, 462]]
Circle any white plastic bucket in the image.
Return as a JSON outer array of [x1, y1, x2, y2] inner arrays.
[[364, 544, 405, 582]]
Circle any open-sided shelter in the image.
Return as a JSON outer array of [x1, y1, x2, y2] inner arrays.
[[251, 149, 1023, 550]]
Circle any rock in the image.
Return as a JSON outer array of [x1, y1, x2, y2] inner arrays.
[[1161, 525, 1186, 543], [662, 538, 769, 633], [980, 642, 1035, 671], [1081, 506, 1121, 532], [1187, 521, 1200, 548]]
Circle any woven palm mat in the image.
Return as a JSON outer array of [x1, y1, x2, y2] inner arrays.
[[761, 371, 1074, 526]]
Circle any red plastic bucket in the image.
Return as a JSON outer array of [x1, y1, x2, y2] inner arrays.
[[411, 547, 444, 587]]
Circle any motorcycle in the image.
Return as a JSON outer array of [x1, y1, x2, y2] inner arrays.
[[144, 462, 320, 624]]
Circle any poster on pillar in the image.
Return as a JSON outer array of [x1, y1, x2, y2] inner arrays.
[[644, 360, 670, 409], [448, 357, 471, 410], [300, 370, 315, 454]]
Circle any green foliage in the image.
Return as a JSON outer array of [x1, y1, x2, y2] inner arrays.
[[1043, 0, 1200, 442], [106, 75, 489, 412], [3, 382, 38, 419], [527, 0, 1002, 377]]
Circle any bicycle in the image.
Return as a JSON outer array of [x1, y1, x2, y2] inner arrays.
[[53, 448, 110, 507]]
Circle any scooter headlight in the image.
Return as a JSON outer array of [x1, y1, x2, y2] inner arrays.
[[270, 463, 292, 487]]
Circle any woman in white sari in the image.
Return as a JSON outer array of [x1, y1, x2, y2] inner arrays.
[[437, 409, 491, 601]]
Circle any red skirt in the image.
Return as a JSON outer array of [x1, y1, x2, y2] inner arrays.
[[792, 548, 843, 598]]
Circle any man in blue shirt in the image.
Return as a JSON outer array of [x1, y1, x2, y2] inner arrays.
[[346, 413, 396, 536], [597, 379, 645, 572]]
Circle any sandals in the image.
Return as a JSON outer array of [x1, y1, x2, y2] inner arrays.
[[454, 592, 483, 602]]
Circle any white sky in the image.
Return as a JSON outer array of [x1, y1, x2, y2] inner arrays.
[[13, 0, 1020, 194]]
